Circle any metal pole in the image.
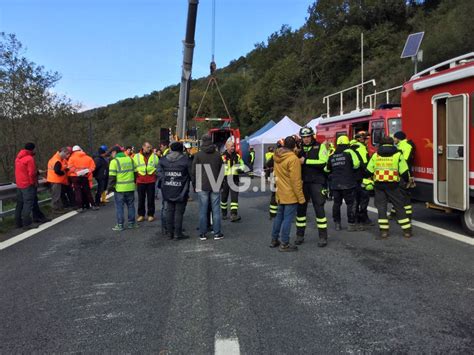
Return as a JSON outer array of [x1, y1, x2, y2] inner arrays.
[[361, 32, 364, 109], [177, 0, 199, 140]]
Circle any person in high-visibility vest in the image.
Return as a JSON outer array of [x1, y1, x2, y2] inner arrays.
[[350, 131, 373, 227], [68, 145, 97, 212], [248, 147, 255, 173], [366, 136, 412, 239], [108, 146, 137, 231], [221, 139, 244, 222], [325, 135, 360, 232], [134, 142, 159, 222], [47, 147, 71, 213], [295, 126, 329, 247], [392, 131, 416, 220], [265, 146, 275, 180]]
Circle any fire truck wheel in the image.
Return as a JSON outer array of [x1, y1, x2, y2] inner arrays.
[[461, 205, 474, 237]]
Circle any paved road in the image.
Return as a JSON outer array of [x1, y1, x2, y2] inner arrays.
[[1, 178, 473, 353]]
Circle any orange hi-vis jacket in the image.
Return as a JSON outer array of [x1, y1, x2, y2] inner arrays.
[[47, 152, 69, 185], [68, 151, 96, 187]]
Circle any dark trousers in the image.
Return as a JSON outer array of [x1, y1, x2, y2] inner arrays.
[[332, 188, 356, 224], [296, 182, 327, 237], [61, 184, 75, 208], [221, 176, 239, 215], [71, 176, 95, 209], [15, 186, 46, 227], [95, 178, 108, 206], [354, 184, 370, 223], [15, 186, 35, 227], [137, 183, 156, 217], [374, 185, 411, 231], [269, 191, 278, 218], [166, 201, 187, 237]]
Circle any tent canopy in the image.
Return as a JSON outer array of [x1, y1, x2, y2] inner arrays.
[[248, 116, 302, 175], [249, 116, 302, 145], [240, 120, 276, 163], [305, 117, 322, 132]]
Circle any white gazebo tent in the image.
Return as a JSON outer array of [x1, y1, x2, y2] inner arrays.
[[248, 116, 302, 175], [305, 117, 322, 133]]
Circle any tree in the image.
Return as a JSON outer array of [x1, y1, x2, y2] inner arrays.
[[0, 32, 77, 181]]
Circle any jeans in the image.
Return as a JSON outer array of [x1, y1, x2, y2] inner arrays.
[[114, 191, 136, 225], [197, 191, 221, 236], [166, 201, 186, 237], [137, 182, 156, 217], [272, 203, 298, 244]]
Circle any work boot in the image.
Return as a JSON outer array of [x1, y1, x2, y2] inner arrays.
[[222, 213, 228, 220], [174, 233, 190, 240], [295, 235, 305, 245], [230, 214, 241, 222], [403, 228, 412, 239], [279, 243, 298, 252], [347, 223, 358, 232], [335, 222, 342, 231], [22, 222, 41, 231], [357, 224, 365, 231], [269, 239, 281, 248], [376, 230, 389, 240], [137, 215, 145, 222], [317, 229, 328, 248]]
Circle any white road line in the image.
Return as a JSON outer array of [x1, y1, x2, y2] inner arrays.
[[215, 335, 240, 355], [0, 193, 114, 251], [367, 206, 474, 246], [0, 211, 77, 250]]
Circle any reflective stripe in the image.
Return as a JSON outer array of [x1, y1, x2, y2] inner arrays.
[[379, 224, 390, 230], [317, 224, 327, 229], [398, 218, 410, 224], [401, 223, 412, 229], [316, 217, 327, 222], [378, 219, 389, 223], [116, 180, 135, 184], [296, 216, 306, 222], [296, 222, 306, 227]]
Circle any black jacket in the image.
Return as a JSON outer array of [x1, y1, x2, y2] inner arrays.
[[93, 155, 109, 180], [326, 145, 357, 190], [158, 151, 191, 202], [299, 142, 327, 184], [192, 143, 223, 192]]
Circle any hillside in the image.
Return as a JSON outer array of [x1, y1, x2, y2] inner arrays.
[[86, 0, 474, 146]]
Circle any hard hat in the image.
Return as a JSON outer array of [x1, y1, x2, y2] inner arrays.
[[100, 145, 108, 151], [72, 145, 82, 152], [299, 126, 314, 137], [336, 135, 350, 145]]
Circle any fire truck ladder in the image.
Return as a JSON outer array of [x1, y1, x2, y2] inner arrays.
[[322, 79, 376, 117], [364, 85, 403, 109]]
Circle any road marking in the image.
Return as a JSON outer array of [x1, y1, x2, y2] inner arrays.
[[367, 206, 474, 246], [215, 334, 240, 355], [0, 193, 114, 251]]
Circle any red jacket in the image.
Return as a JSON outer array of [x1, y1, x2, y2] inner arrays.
[[15, 149, 37, 188]]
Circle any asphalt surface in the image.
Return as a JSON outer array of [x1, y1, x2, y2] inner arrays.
[[1, 178, 473, 353]]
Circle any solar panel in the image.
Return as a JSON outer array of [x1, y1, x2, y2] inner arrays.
[[401, 32, 424, 58]]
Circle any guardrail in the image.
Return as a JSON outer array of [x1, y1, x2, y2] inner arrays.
[[0, 179, 51, 220]]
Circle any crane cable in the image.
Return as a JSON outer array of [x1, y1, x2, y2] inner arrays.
[[210, 0, 216, 74]]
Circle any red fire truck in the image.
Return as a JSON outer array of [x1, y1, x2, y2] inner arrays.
[[401, 53, 474, 235], [315, 80, 403, 155]]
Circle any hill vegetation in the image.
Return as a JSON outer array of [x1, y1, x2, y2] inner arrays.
[[1, 0, 473, 182]]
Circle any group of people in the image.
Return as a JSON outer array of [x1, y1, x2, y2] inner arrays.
[[267, 126, 415, 251], [14, 127, 414, 251]]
